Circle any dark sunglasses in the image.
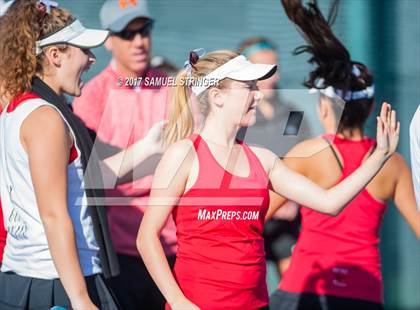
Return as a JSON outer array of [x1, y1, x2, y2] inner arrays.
[[112, 20, 154, 40]]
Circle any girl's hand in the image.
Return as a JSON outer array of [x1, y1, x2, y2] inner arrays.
[[375, 102, 400, 159], [144, 120, 167, 154], [70, 293, 98, 310], [171, 297, 200, 310]]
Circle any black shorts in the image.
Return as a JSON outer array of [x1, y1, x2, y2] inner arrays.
[[0, 271, 119, 310], [264, 218, 300, 261], [106, 254, 176, 310], [269, 289, 384, 310]]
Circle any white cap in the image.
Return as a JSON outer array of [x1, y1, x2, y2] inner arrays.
[[0, 0, 13, 16], [191, 55, 277, 96], [36, 19, 109, 55]]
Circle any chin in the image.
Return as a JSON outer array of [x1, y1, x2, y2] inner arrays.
[[68, 88, 82, 97], [239, 117, 256, 127], [130, 61, 149, 74]]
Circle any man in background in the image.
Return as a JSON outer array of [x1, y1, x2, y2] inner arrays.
[[73, 1, 176, 309]]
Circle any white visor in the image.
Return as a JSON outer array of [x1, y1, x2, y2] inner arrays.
[[36, 19, 109, 55], [191, 55, 277, 96], [0, 1, 13, 16]]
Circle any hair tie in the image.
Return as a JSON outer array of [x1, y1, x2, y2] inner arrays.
[[351, 64, 361, 77], [184, 48, 206, 77]]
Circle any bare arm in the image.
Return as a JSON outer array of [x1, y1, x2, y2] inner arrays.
[[22, 106, 97, 310], [267, 103, 399, 215], [392, 154, 420, 238], [101, 121, 166, 185], [269, 151, 386, 215], [265, 191, 297, 221], [137, 140, 199, 310], [265, 154, 305, 220]]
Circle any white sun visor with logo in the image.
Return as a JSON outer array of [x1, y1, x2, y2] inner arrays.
[[191, 55, 277, 96], [35, 19, 109, 55]]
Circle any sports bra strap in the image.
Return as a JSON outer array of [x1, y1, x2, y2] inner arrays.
[[322, 137, 344, 171]]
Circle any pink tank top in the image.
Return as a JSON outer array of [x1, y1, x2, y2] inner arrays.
[[167, 134, 270, 310], [279, 135, 386, 303]]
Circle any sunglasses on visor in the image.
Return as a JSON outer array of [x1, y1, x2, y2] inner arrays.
[[112, 20, 154, 40]]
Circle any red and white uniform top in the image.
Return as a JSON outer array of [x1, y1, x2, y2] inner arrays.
[[0, 93, 101, 279]]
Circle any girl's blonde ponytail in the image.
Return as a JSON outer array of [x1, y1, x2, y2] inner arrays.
[[164, 70, 195, 145]]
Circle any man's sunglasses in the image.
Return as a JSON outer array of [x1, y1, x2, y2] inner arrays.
[[112, 20, 154, 40]]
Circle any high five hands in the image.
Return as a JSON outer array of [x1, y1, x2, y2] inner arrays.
[[375, 102, 400, 159]]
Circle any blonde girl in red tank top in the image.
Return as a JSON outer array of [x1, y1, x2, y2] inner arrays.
[[137, 49, 400, 310], [268, 1, 420, 310]]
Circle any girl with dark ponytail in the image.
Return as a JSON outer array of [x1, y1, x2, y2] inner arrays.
[[268, 1, 419, 309]]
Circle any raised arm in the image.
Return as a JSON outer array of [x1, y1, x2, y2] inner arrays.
[[100, 121, 166, 184], [22, 106, 97, 310], [267, 102, 399, 215], [265, 154, 306, 220], [136, 140, 199, 310]]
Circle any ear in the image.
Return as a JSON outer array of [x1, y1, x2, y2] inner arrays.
[[318, 96, 329, 119], [43, 46, 62, 68], [104, 37, 113, 51], [208, 87, 225, 108]]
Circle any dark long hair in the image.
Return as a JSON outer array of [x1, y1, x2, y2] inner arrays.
[[282, 0, 374, 133]]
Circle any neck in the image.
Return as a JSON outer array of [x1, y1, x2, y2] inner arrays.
[[112, 59, 147, 78], [325, 124, 364, 140], [37, 74, 62, 96], [337, 128, 364, 140], [200, 114, 239, 148]]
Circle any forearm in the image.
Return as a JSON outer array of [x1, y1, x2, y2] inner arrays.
[[138, 230, 185, 306], [265, 191, 289, 220], [325, 150, 387, 214], [102, 139, 154, 178], [42, 215, 89, 303]]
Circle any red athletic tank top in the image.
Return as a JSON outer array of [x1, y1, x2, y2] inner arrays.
[[167, 134, 270, 310], [279, 135, 386, 303]]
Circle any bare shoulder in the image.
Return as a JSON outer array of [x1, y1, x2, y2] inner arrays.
[[382, 152, 409, 172], [157, 138, 197, 173], [286, 137, 329, 158], [249, 146, 278, 172], [20, 105, 71, 155], [370, 152, 409, 187], [153, 138, 196, 188], [21, 105, 67, 138], [163, 138, 195, 161]]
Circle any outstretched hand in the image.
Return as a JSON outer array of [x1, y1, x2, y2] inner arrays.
[[376, 102, 400, 159], [144, 120, 167, 155]]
